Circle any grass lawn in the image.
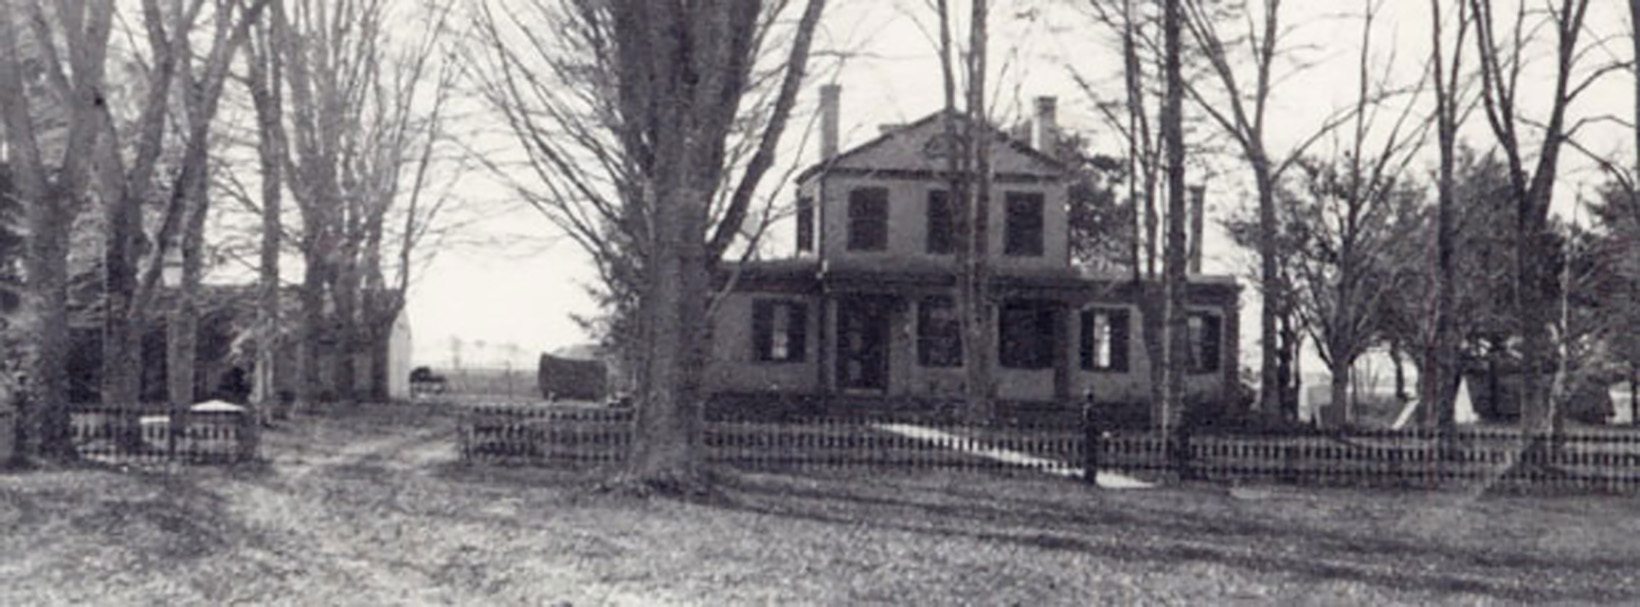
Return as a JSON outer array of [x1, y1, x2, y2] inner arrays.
[[4, 403, 1640, 605]]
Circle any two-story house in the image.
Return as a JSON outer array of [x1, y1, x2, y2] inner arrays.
[[705, 86, 1239, 423]]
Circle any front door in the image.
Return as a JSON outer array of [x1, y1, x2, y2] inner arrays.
[[836, 297, 892, 392]]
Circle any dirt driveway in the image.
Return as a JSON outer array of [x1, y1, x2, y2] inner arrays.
[[5, 403, 1640, 605]]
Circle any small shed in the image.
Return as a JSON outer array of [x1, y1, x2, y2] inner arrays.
[[538, 350, 608, 401]]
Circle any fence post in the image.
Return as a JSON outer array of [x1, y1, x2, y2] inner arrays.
[[238, 408, 257, 463]]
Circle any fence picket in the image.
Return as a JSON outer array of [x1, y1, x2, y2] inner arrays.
[[455, 404, 1640, 494]]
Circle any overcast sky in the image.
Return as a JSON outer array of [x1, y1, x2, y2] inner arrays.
[[406, 0, 1638, 374]]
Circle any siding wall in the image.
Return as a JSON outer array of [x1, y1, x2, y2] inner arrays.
[[707, 291, 822, 394], [1069, 302, 1230, 404], [705, 289, 1235, 406], [818, 174, 1069, 273]]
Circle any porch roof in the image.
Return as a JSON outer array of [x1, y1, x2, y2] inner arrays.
[[721, 258, 1239, 304]]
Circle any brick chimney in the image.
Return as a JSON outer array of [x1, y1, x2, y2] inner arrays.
[[1031, 96, 1058, 155], [820, 84, 840, 161]]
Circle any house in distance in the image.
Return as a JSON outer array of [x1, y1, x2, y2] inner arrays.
[[707, 86, 1240, 425]]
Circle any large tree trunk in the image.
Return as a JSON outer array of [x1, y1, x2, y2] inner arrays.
[[1254, 163, 1282, 416], [1143, 283, 1166, 418], [1161, 0, 1188, 439], [101, 194, 142, 406], [331, 259, 360, 403], [23, 196, 74, 459], [1330, 357, 1351, 428], [296, 250, 326, 412], [1421, 0, 1461, 429], [961, 0, 993, 423], [1517, 213, 1555, 434], [1, 0, 114, 461], [627, 172, 705, 489], [620, 0, 698, 491], [167, 187, 208, 457], [250, 18, 283, 426]]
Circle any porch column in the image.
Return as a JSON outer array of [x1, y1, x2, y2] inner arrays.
[[819, 295, 834, 396], [1053, 301, 1072, 402]]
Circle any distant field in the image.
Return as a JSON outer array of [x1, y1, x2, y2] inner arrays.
[[418, 367, 538, 400]]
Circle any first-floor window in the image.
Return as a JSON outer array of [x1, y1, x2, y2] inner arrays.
[[1080, 307, 1130, 372], [998, 300, 1055, 369], [918, 295, 962, 367], [753, 300, 807, 362], [1187, 312, 1222, 373]]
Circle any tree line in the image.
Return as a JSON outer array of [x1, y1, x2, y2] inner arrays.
[[1, 0, 461, 461], [3, 1, 1638, 495]]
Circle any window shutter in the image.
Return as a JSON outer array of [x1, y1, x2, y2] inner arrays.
[[927, 190, 953, 254], [796, 196, 814, 252], [1005, 192, 1045, 256], [1109, 309, 1130, 372], [1200, 314, 1221, 372], [752, 301, 773, 361], [787, 303, 808, 362], [1078, 310, 1094, 370], [848, 188, 888, 251]]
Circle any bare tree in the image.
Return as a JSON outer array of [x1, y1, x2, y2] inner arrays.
[[474, 0, 827, 492], [265, 0, 460, 406], [0, 157, 22, 452], [1073, 0, 1177, 418], [1285, 1, 1431, 426], [1467, 0, 1601, 434], [244, 0, 286, 419], [1420, 0, 1471, 429], [929, 0, 997, 422], [1160, 0, 1188, 450], [0, 0, 115, 459], [1182, 0, 1363, 418]]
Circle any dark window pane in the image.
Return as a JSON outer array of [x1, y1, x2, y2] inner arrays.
[[1079, 307, 1129, 372], [752, 301, 774, 361], [848, 188, 888, 251], [1199, 313, 1220, 373], [1188, 312, 1221, 373], [926, 190, 954, 255], [1079, 310, 1095, 371], [1108, 308, 1130, 372], [917, 295, 962, 367], [787, 303, 808, 362], [753, 300, 807, 363], [1004, 191, 1044, 256], [999, 300, 1054, 369], [796, 196, 814, 252]]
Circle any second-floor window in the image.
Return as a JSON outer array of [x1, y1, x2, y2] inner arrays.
[[926, 190, 954, 255], [1187, 312, 1222, 373], [848, 187, 888, 251], [1080, 307, 1130, 372], [1004, 191, 1044, 257], [796, 195, 815, 252], [753, 300, 807, 363], [917, 295, 962, 367]]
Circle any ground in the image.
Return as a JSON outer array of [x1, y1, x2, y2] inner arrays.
[[4, 403, 1640, 605]]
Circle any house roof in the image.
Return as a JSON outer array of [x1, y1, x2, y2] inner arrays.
[[795, 110, 1068, 184]]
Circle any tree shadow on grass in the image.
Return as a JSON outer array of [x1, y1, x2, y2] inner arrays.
[[705, 471, 1640, 604]]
